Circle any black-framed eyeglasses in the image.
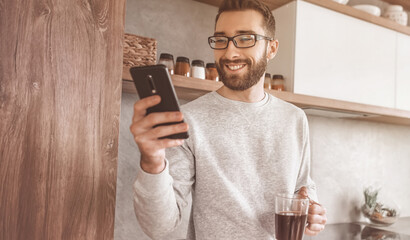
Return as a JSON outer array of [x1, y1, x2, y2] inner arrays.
[[208, 34, 273, 50]]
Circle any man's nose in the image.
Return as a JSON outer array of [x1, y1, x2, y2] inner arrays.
[[224, 39, 240, 59]]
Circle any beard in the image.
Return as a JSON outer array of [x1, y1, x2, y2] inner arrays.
[[216, 53, 267, 91]]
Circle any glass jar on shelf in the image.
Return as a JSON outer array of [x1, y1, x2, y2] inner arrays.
[[191, 60, 205, 79], [264, 73, 272, 89], [205, 63, 219, 81], [272, 74, 285, 91], [175, 56, 190, 77], [158, 53, 175, 75]]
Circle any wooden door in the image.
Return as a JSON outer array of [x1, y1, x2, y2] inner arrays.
[[0, 0, 125, 239]]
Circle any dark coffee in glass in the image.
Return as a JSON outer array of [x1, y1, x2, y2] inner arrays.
[[275, 211, 307, 240], [274, 194, 309, 240]]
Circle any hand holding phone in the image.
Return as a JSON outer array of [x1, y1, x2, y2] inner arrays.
[[130, 64, 189, 139], [129, 65, 189, 174]]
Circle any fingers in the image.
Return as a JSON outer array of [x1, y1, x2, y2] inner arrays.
[[297, 186, 309, 198], [132, 122, 188, 145], [305, 204, 327, 236], [305, 227, 318, 236], [307, 204, 327, 226], [305, 224, 325, 236], [305, 218, 326, 236], [131, 111, 185, 136], [141, 122, 189, 141], [294, 187, 327, 236], [132, 95, 161, 122], [309, 204, 326, 216], [130, 98, 189, 157], [129, 97, 189, 174], [307, 211, 327, 224]]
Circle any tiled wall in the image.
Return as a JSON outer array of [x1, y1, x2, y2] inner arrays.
[[115, 1, 410, 239]]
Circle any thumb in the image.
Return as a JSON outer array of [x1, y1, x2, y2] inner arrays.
[[296, 186, 309, 199]]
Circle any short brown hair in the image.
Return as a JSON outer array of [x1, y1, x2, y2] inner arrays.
[[215, 0, 276, 38]]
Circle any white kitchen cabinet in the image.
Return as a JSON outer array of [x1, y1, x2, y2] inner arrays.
[[396, 33, 410, 111], [269, 1, 397, 108]]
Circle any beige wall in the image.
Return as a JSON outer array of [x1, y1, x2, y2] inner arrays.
[[115, 0, 410, 239]]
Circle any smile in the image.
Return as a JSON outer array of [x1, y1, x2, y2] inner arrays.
[[226, 64, 246, 71]]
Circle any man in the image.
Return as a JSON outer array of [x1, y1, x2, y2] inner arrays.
[[130, 0, 327, 239]]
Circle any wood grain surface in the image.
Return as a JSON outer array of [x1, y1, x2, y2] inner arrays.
[[0, 0, 125, 239]]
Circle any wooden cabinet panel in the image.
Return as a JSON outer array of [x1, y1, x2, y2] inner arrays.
[[396, 33, 410, 111], [293, 1, 396, 108], [0, 0, 125, 239]]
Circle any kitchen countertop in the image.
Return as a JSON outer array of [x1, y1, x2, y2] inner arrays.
[[306, 217, 410, 240], [363, 217, 410, 235]]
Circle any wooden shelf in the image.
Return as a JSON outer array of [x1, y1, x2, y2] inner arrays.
[[122, 67, 410, 126], [194, 0, 410, 36]]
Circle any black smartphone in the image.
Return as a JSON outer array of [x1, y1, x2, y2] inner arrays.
[[130, 64, 189, 139]]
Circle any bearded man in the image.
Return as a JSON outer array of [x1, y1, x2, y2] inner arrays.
[[130, 0, 327, 239]]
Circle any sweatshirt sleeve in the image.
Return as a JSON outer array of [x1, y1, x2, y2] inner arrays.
[[294, 113, 318, 202], [133, 140, 195, 239]]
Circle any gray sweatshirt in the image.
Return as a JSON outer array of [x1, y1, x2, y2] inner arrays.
[[133, 91, 317, 240]]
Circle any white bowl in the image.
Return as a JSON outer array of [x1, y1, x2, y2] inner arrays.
[[383, 5, 408, 26], [353, 4, 381, 17], [383, 11, 408, 25], [332, 0, 349, 4], [385, 5, 403, 12]]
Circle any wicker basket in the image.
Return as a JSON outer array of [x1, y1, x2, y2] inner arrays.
[[123, 33, 157, 67]]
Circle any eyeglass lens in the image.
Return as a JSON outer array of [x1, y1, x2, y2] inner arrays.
[[210, 34, 256, 49]]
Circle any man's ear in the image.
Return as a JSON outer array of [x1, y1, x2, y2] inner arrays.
[[266, 40, 279, 60]]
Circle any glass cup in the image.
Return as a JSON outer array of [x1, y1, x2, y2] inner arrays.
[[275, 194, 309, 240]]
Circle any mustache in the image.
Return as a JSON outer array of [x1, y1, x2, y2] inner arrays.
[[219, 58, 251, 65]]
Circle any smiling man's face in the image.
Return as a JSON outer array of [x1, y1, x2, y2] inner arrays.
[[214, 10, 272, 91]]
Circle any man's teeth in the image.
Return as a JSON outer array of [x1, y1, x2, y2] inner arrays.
[[227, 65, 245, 70]]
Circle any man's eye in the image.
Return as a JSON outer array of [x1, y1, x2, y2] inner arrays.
[[238, 36, 253, 42], [215, 38, 227, 43]]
